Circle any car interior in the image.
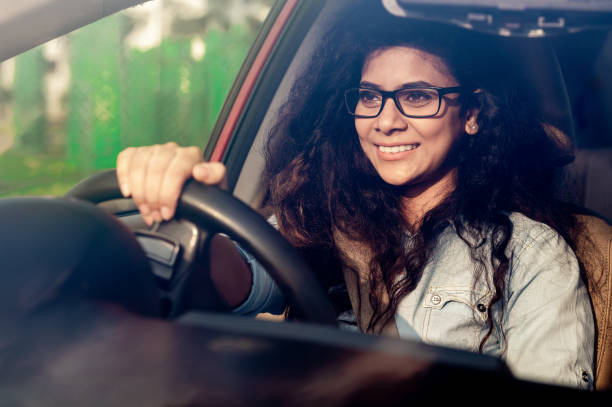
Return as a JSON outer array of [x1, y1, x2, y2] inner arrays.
[[229, 0, 612, 391], [1, 0, 612, 402]]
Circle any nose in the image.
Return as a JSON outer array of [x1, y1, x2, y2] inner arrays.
[[375, 97, 407, 135]]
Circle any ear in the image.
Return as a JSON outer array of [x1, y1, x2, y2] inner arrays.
[[464, 109, 480, 135], [464, 89, 482, 135]]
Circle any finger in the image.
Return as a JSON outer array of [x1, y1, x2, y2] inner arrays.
[[159, 146, 203, 220], [193, 162, 227, 189], [116, 147, 136, 197], [142, 213, 154, 226], [144, 143, 177, 221], [128, 146, 153, 216]]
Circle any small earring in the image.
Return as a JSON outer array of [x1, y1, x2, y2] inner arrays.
[[469, 124, 478, 134]]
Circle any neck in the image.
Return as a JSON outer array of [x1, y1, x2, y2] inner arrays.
[[400, 168, 457, 228]]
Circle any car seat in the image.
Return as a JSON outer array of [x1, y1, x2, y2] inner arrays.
[[547, 31, 612, 390], [574, 214, 612, 390], [542, 95, 612, 392]]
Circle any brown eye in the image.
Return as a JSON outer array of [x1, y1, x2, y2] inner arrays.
[[358, 90, 382, 107], [398, 89, 435, 107]]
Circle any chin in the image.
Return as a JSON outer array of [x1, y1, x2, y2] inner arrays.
[[379, 174, 416, 187]]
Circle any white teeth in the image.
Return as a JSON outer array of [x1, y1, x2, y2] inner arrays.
[[378, 144, 418, 153]]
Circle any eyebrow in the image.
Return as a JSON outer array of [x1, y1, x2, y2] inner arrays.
[[359, 80, 435, 90]]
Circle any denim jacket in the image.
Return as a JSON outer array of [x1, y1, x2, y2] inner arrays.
[[233, 212, 595, 389]]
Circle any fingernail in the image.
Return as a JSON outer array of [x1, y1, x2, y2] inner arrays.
[[152, 211, 162, 223], [161, 206, 172, 220], [121, 182, 130, 197], [193, 164, 208, 180], [139, 204, 150, 215]]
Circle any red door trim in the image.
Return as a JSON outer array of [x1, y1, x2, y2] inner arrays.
[[210, 0, 299, 162]]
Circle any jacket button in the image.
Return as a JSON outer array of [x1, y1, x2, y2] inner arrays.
[[582, 371, 590, 383], [431, 294, 441, 305], [477, 304, 487, 313]]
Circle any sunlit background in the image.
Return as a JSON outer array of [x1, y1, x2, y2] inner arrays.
[[0, 0, 273, 196]]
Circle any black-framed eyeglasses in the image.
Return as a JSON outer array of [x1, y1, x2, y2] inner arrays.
[[344, 86, 463, 118]]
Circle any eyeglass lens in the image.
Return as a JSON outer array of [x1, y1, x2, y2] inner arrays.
[[346, 88, 440, 118]]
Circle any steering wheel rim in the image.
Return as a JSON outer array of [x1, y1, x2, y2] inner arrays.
[[65, 169, 337, 325]]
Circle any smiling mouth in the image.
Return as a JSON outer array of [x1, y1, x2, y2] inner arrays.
[[377, 144, 419, 154]]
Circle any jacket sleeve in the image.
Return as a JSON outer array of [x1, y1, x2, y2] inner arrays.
[[503, 225, 595, 389], [231, 243, 286, 316], [231, 214, 286, 315]]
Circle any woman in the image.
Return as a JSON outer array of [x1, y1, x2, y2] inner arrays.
[[116, 11, 594, 389]]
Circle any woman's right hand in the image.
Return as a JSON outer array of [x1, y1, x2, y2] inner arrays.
[[116, 142, 227, 225]]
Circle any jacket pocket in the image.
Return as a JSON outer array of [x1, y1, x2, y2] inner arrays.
[[422, 287, 491, 351]]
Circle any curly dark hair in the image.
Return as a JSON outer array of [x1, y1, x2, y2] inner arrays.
[[263, 4, 580, 350]]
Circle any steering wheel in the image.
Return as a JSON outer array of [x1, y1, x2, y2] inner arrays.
[[65, 169, 337, 325]]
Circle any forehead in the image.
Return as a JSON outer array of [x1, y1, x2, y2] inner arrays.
[[361, 46, 457, 87]]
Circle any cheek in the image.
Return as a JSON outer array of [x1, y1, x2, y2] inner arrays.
[[354, 120, 374, 155], [354, 119, 369, 142], [417, 114, 462, 136], [414, 113, 465, 147]]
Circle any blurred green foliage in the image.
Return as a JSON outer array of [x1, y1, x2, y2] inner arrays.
[[13, 48, 46, 154], [0, 0, 269, 197], [67, 14, 123, 172], [0, 151, 82, 197]]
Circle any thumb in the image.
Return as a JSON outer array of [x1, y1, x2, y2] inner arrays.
[[193, 162, 228, 190]]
